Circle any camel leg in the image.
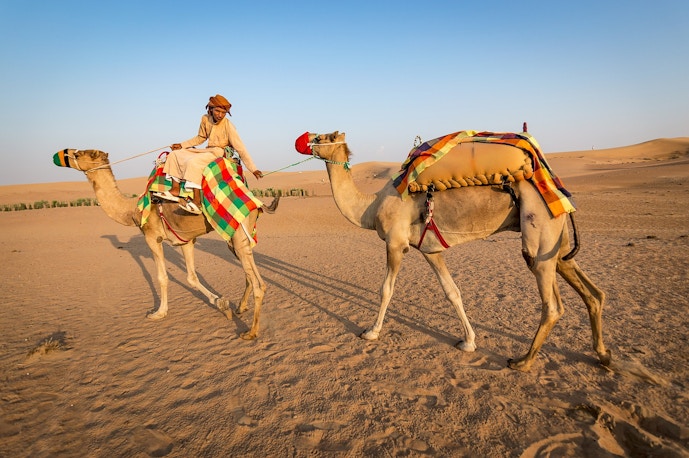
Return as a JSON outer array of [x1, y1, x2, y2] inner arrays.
[[235, 278, 252, 315], [361, 241, 405, 340], [557, 256, 611, 366], [145, 235, 170, 320], [224, 240, 254, 318], [509, 191, 566, 371], [230, 228, 266, 340], [422, 252, 476, 351], [508, 260, 563, 372], [178, 242, 224, 309]]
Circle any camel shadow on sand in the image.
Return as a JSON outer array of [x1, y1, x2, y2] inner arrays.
[[99, 233, 602, 371], [100, 234, 226, 314], [106, 231, 675, 389]]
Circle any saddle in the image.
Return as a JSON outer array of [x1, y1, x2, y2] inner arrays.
[[137, 154, 262, 244], [392, 130, 576, 218], [408, 141, 533, 193]]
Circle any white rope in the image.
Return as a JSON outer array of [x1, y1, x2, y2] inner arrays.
[[308, 141, 350, 169], [79, 145, 170, 173], [308, 141, 347, 147]]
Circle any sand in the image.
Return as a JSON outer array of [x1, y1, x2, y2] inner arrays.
[[1, 138, 688, 457]]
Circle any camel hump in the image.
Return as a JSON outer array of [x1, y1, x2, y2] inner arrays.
[[410, 142, 533, 193]]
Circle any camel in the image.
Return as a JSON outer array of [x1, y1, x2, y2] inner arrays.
[[306, 131, 611, 372], [53, 148, 278, 340]]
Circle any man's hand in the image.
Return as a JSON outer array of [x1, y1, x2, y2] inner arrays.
[[171, 143, 182, 150], [253, 170, 263, 179]]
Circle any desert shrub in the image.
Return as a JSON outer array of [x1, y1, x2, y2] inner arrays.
[[69, 198, 98, 207], [33, 200, 49, 209], [252, 188, 310, 197], [1, 197, 104, 211]]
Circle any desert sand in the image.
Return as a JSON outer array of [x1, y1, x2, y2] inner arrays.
[[1, 137, 688, 457]]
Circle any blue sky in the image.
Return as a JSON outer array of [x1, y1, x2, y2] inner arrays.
[[1, 1, 687, 185]]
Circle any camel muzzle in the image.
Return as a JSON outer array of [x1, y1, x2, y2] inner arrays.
[[53, 149, 73, 168], [294, 132, 312, 155]]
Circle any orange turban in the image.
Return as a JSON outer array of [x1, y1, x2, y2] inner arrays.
[[207, 94, 232, 115]]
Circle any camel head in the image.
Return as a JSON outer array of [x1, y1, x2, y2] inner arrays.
[[299, 131, 350, 162], [53, 149, 110, 173]]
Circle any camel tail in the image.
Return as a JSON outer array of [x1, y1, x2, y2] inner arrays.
[[562, 212, 580, 261], [262, 196, 280, 214]]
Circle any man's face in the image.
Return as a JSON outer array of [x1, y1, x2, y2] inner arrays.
[[210, 106, 227, 123]]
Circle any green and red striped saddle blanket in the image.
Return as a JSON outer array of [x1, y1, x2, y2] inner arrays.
[[137, 154, 263, 244]]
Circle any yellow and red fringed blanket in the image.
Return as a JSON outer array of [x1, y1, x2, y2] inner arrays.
[[392, 130, 575, 217], [136, 154, 263, 245]]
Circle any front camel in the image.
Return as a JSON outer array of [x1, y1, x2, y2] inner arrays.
[[297, 131, 610, 372], [53, 148, 278, 340]]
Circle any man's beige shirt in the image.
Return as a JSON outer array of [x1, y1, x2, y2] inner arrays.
[[180, 114, 258, 172]]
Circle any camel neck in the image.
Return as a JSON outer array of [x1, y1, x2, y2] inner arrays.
[[86, 169, 139, 227], [324, 161, 377, 229]]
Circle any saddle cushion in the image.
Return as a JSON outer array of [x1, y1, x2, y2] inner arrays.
[[408, 141, 533, 193]]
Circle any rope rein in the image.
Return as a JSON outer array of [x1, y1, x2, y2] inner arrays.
[[70, 145, 170, 174], [260, 156, 316, 176], [262, 140, 350, 175], [309, 141, 350, 170], [72, 138, 352, 176]]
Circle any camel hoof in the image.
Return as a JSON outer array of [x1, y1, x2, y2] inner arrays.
[[240, 331, 257, 340], [507, 358, 533, 372], [598, 349, 612, 367], [456, 340, 476, 352], [235, 305, 248, 315], [215, 297, 230, 312], [146, 311, 167, 321], [360, 329, 379, 340]]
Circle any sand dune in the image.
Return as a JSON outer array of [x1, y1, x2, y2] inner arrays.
[[1, 138, 688, 457]]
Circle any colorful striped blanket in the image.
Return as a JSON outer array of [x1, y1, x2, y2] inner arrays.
[[392, 131, 575, 217], [136, 154, 263, 245], [201, 157, 263, 245]]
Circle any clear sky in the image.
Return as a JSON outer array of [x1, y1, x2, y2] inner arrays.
[[1, 1, 687, 185]]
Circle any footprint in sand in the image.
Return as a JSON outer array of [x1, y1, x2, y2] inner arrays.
[[230, 405, 257, 427], [132, 426, 173, 457], [605, 357, 669, 386], [371, 382, 447, 408], [294, 423, 326, 450], [521, 401, 689, 457], [449, 350, 506, 373], [293, 421, 348, 451]]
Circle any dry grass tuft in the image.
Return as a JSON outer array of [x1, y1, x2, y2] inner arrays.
[[26, 331, 71, 358]]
